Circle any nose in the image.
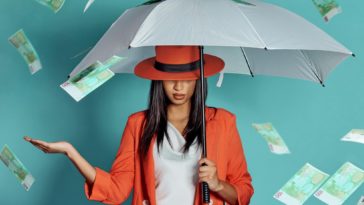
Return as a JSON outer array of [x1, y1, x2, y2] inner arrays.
[[173, 80, 184, 91]]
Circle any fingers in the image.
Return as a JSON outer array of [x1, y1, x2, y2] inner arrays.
[[199, 172, 211, 178], [199, 158, 216, 173], [198, 158, 218, 183], [35, 145, 49, 153], [24, 136, 49, 147], [199, 166, 213, 172], [30, 142, 49, 153], [24, 136, 51, 153], [199, 166, 217, 179], [31, 139, 49, 147], [199, 158, 216, 166], [24, 136, 32, 142], [199, 176, 213, 183]]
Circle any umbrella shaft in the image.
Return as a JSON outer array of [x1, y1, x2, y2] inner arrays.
[[199, 46, 210, 204], [199, 46, 207, 158]]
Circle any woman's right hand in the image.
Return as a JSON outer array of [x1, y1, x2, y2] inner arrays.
[[24, 136, 96, 184], [24, 136, 72, 155]]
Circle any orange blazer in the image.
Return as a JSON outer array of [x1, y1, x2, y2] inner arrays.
[[84, 107, 254, 205]]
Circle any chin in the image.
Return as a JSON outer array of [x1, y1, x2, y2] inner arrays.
[[170, 99, 188, 105]]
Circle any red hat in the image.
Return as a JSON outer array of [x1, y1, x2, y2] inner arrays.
[[134, 46, 224, 80]]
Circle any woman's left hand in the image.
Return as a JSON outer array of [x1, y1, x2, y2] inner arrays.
[[198, 158, 224, 192]]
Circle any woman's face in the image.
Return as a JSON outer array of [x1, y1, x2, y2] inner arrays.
[[162, 80, 196, 105]]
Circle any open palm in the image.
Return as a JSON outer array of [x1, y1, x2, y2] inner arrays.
[[24, 136, 71, 154]]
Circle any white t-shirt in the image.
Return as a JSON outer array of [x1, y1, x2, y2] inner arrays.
[[153, 121, 202, 205]]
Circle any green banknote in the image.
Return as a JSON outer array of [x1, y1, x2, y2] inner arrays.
[[103, 55, 126, 69], [8, 29, 42, 75], [60, 56, 124, 102], [341, 129, 364, 144], [252, 122, 290, 154], [36, 0, 65, 13], [315, 162, 364, 205], [274, 163, 329, 205], [312, 0, 342, 22], [0, 145, 35, 191]]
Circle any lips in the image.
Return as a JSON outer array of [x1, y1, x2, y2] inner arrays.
[[173, 94, 186, 100]]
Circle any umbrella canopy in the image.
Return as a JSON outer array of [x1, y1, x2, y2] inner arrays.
[[70, 0, 353, 86]]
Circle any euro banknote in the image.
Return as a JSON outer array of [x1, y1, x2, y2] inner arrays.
[[312, 0, 342, 22], [341, 129, 364, 144], [0, 144, 35, 191], [8, 29, 42, 75], [314, 162, 364, 205], [252, 122, 290, 154], [36, 0, 65, 13], [60, 55, 124, 102], [274, 163, 329, 205], [61, 61, 113, 101]]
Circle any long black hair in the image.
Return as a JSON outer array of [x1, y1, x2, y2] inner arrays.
[[138, 79, 208, 157]]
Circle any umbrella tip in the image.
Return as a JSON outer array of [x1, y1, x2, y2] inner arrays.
[[321, 82, 325, 87], [264, 47, 268, 51], [67, 75, 70, 79], [128, 45, 131, 49], [352, 53, 356, 57]]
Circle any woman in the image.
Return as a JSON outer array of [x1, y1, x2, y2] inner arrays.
[[24, 46, 254, 205]]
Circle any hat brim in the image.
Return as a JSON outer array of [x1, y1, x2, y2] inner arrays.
[[134, 54, 225, 80]]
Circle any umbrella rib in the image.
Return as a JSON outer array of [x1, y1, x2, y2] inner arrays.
[[231, 1, 268, 49], [299, 50, 325, 87], [240, 47, 254, 77], [129, 2, 164, 48]]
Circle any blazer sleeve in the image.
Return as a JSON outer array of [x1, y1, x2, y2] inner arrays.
[[226, 114, 254, 205], [84, 117, 135, 205]]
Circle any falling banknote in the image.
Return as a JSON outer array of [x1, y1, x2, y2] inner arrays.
[[9, 29, 42, 75], [274, 163, 329, 205], [36, 0, 65, 13], [358, 196, 364, 205], [312, 0, 342, 22], [60, 56, 124, 102], [314, 162, 364, 205], [341, 129, 364, 145], [252, 122, 290, 154], [0, 145, 35, 191], [103, 55, 125, 69]]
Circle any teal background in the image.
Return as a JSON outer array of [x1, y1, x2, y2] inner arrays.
[[0, 0, 363, 204]]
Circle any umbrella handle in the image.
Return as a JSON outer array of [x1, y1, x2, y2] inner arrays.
[[201, 162, 210, 203], [202, 181, 210, 204]]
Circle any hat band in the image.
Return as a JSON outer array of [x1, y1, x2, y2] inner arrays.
[[154, 60, 201, 73]]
